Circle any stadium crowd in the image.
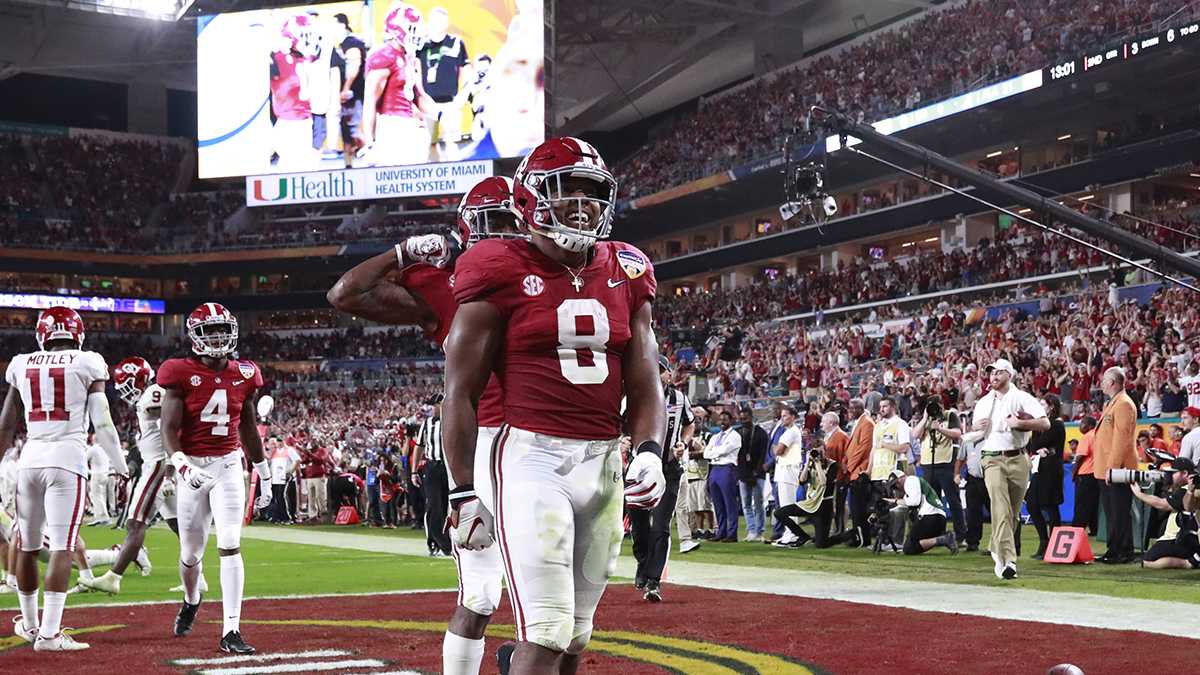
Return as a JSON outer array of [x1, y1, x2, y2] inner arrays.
[[615, 0, 1191, 198]]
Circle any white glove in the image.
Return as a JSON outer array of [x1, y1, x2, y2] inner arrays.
[[253, 460, 273, 510], [447, 486, 495, 551], [399, 234, 453, 268], [170, 452, 215, 491], [624, 443, 666, 510]]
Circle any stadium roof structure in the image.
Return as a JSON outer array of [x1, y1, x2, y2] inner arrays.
[[554, 0, 928, 133]]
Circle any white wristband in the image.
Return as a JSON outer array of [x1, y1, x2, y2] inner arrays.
[[394, 243, 406, 267]]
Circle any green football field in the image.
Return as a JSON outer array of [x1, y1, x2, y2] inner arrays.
[[3, 521, 1196, 609]]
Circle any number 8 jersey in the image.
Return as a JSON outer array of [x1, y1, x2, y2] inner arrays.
[[453, 238, 656, 440], [156, 357, 263, 457]]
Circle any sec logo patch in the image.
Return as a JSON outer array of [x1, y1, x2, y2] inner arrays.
[[522, 274, 545, 297], [189, 375, 202, 387]]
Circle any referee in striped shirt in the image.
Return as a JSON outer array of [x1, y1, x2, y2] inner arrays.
[[416, 394, 451, 556], [631, 355, 694, 602]]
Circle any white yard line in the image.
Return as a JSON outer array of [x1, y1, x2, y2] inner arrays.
[[238, 526, 1200, 637], [171, 650, 353, 666], [196, 659, 386, 674]]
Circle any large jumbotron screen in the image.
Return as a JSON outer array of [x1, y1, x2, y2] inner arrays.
[[196, 0, 544, 179]]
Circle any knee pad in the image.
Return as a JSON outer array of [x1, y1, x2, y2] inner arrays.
[[566, 627, 593, 656], [215, 521, 242, 550]]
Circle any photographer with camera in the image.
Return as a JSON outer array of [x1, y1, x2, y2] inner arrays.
[[881, 469, 959, 555], [774, 442, 855, 549], [1132, 457, 1200, 570], [913, 397, 964, 544]]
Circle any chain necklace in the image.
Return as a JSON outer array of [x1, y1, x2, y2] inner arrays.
[[562, 262, 586, 293]]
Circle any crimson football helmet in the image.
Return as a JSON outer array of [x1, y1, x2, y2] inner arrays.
[[384, 3, 425, 53], [281, 14, 319, 57], [187, 302, 239, 358], [457, 176, 524, 244], [512, 137, 616, 253], [35, 306, 85, 351], [113, 357, 155, 405]]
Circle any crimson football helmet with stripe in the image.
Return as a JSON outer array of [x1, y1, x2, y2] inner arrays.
[[187, 303, 239, 358], [512, 137, 616, 253], [457, 176, 524, 245], [113, 357, 155, 405]]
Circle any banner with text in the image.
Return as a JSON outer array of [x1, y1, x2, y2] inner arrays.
[[245, 159, 493, 207]]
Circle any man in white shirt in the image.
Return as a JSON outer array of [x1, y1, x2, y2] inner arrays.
[[970, 358, 1049, 580], [1180, 361, 1200, 411], [1179, 407, 1200, 465], [768, 406, 805, 545], [86, 438, 112, 527], [703, 411, 742, 542]]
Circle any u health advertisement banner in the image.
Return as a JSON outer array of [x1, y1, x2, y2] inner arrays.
[[245, 158, 493, 206]]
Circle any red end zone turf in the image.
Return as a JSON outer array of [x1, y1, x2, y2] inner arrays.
[[1, 586, 1187, 673]]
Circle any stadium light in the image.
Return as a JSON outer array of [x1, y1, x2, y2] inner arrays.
[[986, 151, 1003, 158]]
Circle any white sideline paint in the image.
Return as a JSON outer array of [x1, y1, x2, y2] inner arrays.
[[238, 527, 1200, 638], [196, 659, 386, 674], [57, 587, 456, 610], [171, 650, 353, 665]]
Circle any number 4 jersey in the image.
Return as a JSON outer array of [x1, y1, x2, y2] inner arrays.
[[157, 357, 263, 457], [4, 349, 109, 475], [453, 238, 656, 440]]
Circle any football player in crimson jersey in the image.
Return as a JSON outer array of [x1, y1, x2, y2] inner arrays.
[[269, 14, 320, 171], [328, 176, 521, 675], [157, 303, 270, 655], [82, 357, 172, 596], [442, 137, 667, 674], [362, 3, 433, 166], [0, 306, 128, 651]]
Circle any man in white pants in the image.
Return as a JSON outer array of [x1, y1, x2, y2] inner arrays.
[[769, 405, 805, 547], [0, 306, 128, 652], [86, 437, 111, 526]]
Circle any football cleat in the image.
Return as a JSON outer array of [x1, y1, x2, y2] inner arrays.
[[12, 616, 37, 643], [174, 599, 201, 637], [220, 630, 256, 655], [135, 546, 152, 576], [34, 631, 89, 651], [82, 570, 121, 595], [66, 582, 93, 595], [643, 581, 662, 603]]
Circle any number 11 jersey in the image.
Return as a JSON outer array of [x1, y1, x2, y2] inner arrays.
[[453, 238, 656, 440], [5, 348, 109, 475], [157, 357, 263, 457]]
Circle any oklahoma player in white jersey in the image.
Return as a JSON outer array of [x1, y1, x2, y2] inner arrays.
[[0, 306, 128, 651], [83, 357, 171, 595], [158, 303, 271, 655], [362, 3, 432, 166], [328, 176, 521, 675], [443, 137, 667, 674]]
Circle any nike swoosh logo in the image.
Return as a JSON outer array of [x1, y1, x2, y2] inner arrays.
[[607, 278, 627, 288]]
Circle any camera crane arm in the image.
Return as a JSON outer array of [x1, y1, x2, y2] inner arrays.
[[810, 106, 1200, 293]]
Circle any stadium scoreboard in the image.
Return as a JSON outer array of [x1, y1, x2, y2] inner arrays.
[[1045, 19, 1200, 82]]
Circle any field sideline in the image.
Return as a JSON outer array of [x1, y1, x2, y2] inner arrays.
[[4, 522, 1200, 673], [3, 520, 1196, 609]]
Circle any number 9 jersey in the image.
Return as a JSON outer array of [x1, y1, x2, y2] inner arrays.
[[452, 238, 656, 440], [156, 357, 264, 457]]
